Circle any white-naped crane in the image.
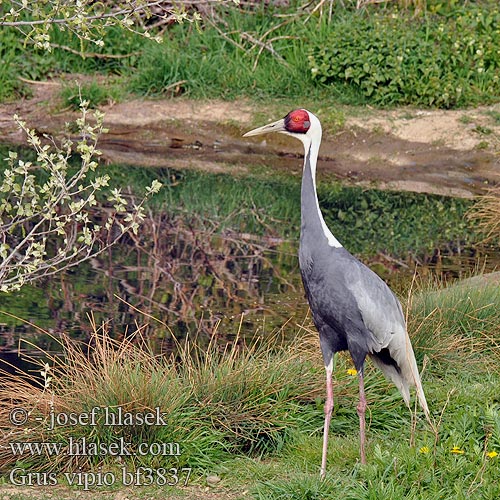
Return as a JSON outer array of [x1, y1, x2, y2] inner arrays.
[[243, 109, 430, 478]]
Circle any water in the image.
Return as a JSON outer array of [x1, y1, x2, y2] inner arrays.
[[1, 208, 498, 370], [0, 156, 498, 370], [0, 217, 304, 359]]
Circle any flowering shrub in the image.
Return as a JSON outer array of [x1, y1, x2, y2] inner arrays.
[[0, 102, 162, 292]]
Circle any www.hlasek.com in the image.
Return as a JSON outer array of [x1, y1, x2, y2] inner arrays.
[[9, 436, 180, 458], [7, 406, 192, 489]]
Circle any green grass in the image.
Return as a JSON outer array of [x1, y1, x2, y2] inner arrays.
[[59, 80, 123, 110], [128, 18, 317, 101], [1, 2, 499, 108], [0, 276, 499, 498], [128, 1, 500, 107], [0, 23, 144, 85], [0, 30, 31, 102]]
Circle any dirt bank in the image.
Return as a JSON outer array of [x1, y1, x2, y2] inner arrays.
[[1, 80, 499, 198]]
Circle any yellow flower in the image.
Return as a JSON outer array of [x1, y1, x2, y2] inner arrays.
[[419, 446, 430, 454], [486, 451, 498, 459], [450, 446, 465, 455], [347, 368, 358, 376]]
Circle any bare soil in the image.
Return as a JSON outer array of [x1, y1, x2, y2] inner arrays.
[[1, 80, 499, 198], [0, 484, 247, 500]]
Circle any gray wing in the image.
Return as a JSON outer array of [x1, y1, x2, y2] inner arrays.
[[345, 261, 407, 352], [345, 259, 428, 413]]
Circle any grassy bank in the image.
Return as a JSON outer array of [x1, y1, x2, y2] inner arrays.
[[1, 2, 499, 108], [0, 278, 499, 499]]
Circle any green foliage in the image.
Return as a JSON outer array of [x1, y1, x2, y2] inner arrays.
[[308, 5, 500, 108], [318, 183, 472, 257], [1, 1, 500, 108], [60, 80, 122, 110]]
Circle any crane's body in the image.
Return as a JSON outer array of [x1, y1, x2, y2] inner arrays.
[[244, 109, 429, 477]]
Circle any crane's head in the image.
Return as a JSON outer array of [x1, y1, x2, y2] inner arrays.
[[243, 109, 321, 147]]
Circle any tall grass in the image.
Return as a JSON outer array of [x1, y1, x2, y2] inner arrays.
[[128, 19, 315, 100], [0, 271, 499, 496], [128, 1, 500, 108], [1, 272, 499, 479], [59, 80, 122, 110], [0, 318, 324, 473], [408, 278, 500, 370], [0, 30, 30, 101]]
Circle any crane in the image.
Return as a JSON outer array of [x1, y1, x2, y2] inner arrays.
[[243, 109, 430, 478]]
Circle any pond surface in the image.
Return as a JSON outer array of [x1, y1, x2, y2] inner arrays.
[[0, 124, 498, 371], [0, 219, 303, 355], [1, 204, 498, 370]]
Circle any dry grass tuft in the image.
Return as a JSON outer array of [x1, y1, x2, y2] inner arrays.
[[467, 186, 500, 245], [0, 317, 325, 473]]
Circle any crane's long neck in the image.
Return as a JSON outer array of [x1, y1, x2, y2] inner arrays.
[[301, 137, 342, 248]]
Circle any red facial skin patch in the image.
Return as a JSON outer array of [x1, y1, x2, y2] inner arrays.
[[284, 109, 311, 134]]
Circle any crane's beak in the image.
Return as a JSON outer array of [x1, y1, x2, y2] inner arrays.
[[243, 118, 286, 137]]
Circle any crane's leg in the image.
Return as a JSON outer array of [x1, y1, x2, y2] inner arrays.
[[320, 362, 334, 479], [357, 371, 367, 464]]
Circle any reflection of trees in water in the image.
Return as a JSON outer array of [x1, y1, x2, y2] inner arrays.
[[3, 210, 495, 356], [54, 211, 301, 349]]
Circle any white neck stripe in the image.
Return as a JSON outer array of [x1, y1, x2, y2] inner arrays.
[[303, 133, 342, 249]]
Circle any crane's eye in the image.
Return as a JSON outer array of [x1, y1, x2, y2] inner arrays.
[[284, 109, 311, 133]]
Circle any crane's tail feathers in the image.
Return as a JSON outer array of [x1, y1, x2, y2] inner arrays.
[[414, 373, 430, 418], [369, 346, 430, 420], [368, 356, 410, 404], [404, 344, 430, 420]]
